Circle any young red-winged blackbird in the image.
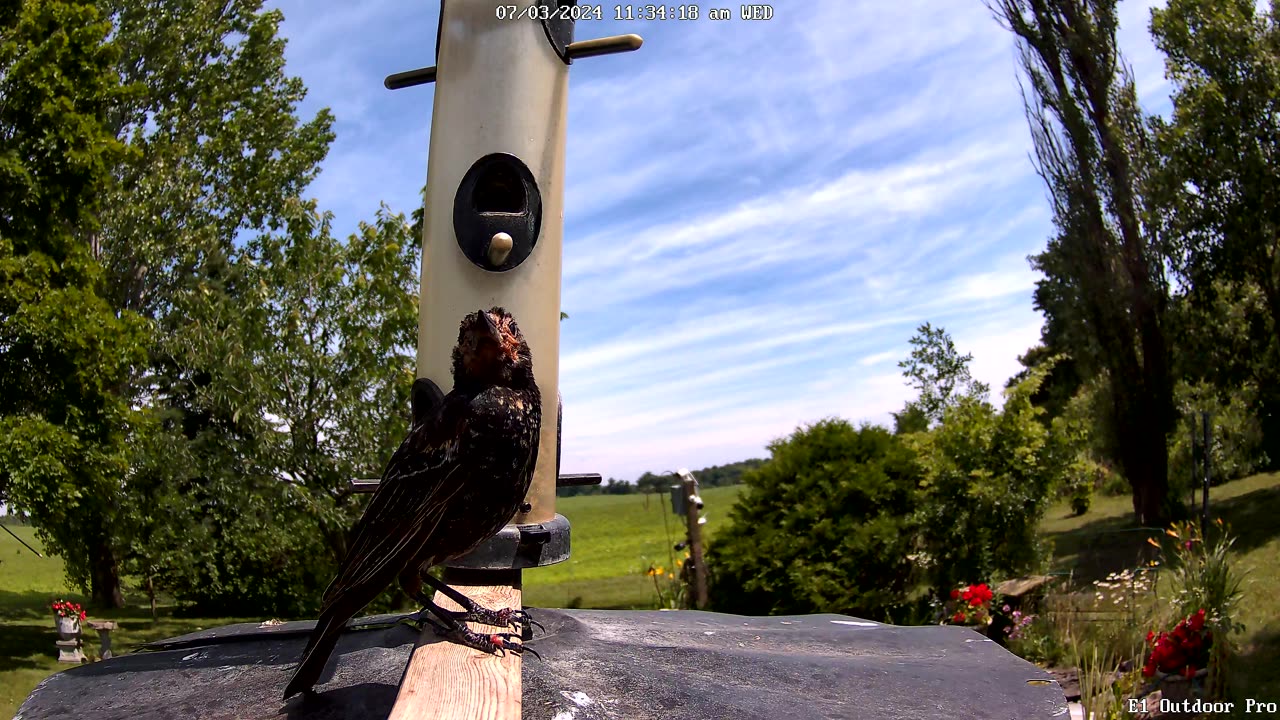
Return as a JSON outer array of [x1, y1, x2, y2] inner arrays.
[[284, 307, 542, 699]]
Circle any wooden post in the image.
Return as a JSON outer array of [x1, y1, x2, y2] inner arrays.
[[388, 570, 522, 720], [682, 477, 709, 610]]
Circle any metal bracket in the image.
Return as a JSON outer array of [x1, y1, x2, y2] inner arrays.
[[350, 473, 600, 494]]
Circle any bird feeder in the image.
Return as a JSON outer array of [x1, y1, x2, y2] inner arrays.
[[387, 1, 640, 572]]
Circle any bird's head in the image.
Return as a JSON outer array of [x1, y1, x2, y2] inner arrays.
[[452, 307, 534, 388]]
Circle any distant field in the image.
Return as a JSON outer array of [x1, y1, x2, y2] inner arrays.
[[523, 485, 744, 609]]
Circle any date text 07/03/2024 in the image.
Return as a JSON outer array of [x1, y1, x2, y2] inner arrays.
[[494, 5, 777, 22]]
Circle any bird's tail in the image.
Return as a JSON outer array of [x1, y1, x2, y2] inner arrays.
[[283, 612, 347, 699]]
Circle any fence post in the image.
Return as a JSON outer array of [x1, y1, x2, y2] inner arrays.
[[681, 476, 709, 610]]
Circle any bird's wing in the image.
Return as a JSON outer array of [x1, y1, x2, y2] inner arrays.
[[318, 395, 472, 613], [411, 377, 445, 427]]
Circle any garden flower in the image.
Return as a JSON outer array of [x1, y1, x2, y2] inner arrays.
[[1142, 608, 1212, 678], [51, 599, 85, 620], [946, 583, 995, 625]]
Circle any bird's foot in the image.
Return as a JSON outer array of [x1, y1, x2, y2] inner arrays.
[[445, 606, 543, 635], [398, 608, 447, 633], [437, 625, 541, 660]]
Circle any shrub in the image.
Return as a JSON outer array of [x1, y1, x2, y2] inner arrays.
[[1005, 614, 1066, 666], [706, 420, 921, 617], [1069, 473, 1093, 516], [911, 363, 1065, 595], [1167, 381, 1267, 495]]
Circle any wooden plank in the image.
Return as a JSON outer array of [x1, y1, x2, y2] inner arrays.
[[994, 575, 1055, 598], [388, 577, 522, 720], [681, 477, 709, 609]]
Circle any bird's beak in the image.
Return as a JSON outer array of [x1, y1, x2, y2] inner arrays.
[[480, 311, 502, 342]]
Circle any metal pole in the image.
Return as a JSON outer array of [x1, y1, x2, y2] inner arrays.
[[1201, 411, 1211, 530], [1, 523, 43, 557], [1189, 418, 1198, 510]]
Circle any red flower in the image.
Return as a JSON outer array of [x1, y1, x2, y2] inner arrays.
[[1144, 611, 1212, 676], [950, 589, 960, 600], [1189, 609, 1205, 632], [952, 612, 965, 623]]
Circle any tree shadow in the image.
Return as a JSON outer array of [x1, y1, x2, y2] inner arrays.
[[1207, 482, 1280, 554], [0, 589, 72, 622], [1043, 483, 1280, 586], [1233, 622, 1280, 705], [1043, 521, 1159, 586], [0, 622, 54, 672]]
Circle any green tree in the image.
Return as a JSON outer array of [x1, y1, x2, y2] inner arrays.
[[891, 403, 930, 435], [635, 472, 668, 495], [707, 420, 921, 618], [686, 459, 765, 488], [95, 0, 335, 317], [96, 0, 337, 610], [897, 322, 989, 427], [0, 0, 148, 606], [1149, 0, 1280, 466], [910, 363, 1065, 594], [1006, 344, 1084, 424], [988, 0, 1177, 524], [119, 199, 420, 615], [249, 200, 419, 564]]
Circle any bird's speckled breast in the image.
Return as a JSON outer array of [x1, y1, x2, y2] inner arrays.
[[443, 384, 542, 556]]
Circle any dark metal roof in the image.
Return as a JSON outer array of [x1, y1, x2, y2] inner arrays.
[[17, 609, 1068, 719]]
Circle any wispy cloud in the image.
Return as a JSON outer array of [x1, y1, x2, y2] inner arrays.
[[268, 0, 1174, 480]]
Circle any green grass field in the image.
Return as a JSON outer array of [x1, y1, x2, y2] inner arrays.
[[3, 474, 1276, 716], [523, 485, 743, 608]]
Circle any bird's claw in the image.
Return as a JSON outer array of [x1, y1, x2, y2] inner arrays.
[[450, 606, 543, 635], [438, 625, 541, 661]]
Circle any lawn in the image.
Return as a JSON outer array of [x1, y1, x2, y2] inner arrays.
[[523, 485, 743, 608], [1040, 471, 1280, 707], [0, 524, 256, 718]]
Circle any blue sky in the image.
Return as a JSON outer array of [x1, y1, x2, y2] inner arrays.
[[268, 0, 1172, 481]]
